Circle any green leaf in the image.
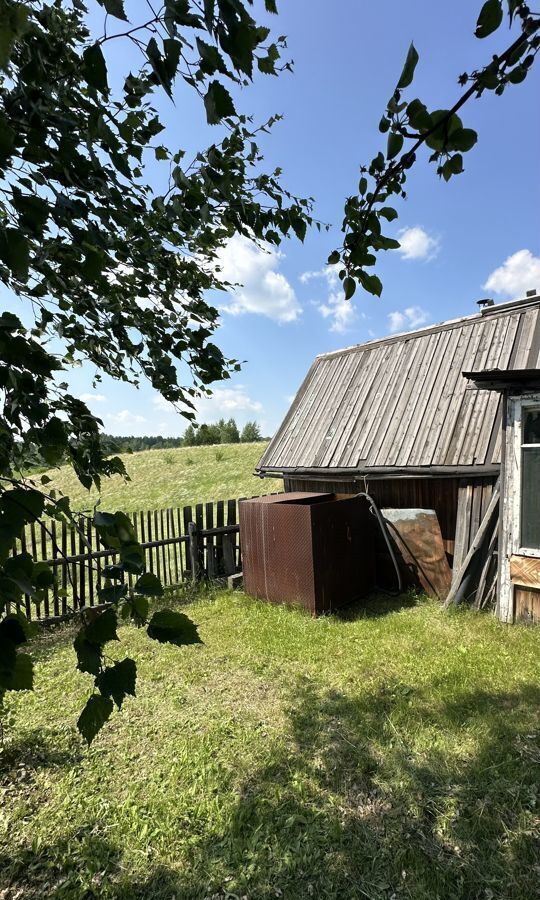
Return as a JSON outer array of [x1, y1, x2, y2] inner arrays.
[[196, 37, 227, 75], [359, 177, 367, 195], [132, 594, 149, 621], [424, 110, 463, 152], [397, 42, 419, 89], [291, 216, 307, 243], [96, 658, 136, 708], [97, 583, 128, 604], [387, 132, 404, 160], [12, 191, 49, 236], [407, 99, 431, 132], [265, 0, 278, 11], [0, 651, 33, 691], [77, 694, 114, 744], [379, 116, 390, 133], [448, 127, 477, 152], [359, 271, 383, 297], [203, 0, 215, 30], [343, 277, 356, 301], [83, 43, 108, 93], [119, 542, 145, 574], [81, 245, 104, 281], [85, 607, 119, 645], [134, 572, 164, 597], [379, 207, 398, 221], [0, 228, 29, 279], [74, 629, 102, 676], [33, 561, 54, 589], [1, 488, 44, 528], [0, 2, 29, 69], [475, 0, 503, 38], [0, 614, 27, 647], [99, 0, 128, 20], [449, 153, 464, 175], [508, 64, 527, 84], [147, 609, 202, 646], [327, 250, 340, 266], [4, 553, 34, 596], [204, 80, 236, 125]]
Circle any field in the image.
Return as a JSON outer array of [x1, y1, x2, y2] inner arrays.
[[37, 442, 277, 513], [1, 590, 539, 900]]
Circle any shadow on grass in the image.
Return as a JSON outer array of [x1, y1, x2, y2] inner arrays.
[[333, 590, 420, 621], [170, 678, 540, 900], [0, 727, 83, 778], [2, 678, 539, 899]]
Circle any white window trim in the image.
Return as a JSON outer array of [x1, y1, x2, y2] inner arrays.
[[510, 393, 540, 558]]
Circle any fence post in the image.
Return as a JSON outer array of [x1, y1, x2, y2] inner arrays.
[[188, 521, 201, 583]]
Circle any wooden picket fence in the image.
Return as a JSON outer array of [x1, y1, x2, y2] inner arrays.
[[17, 494, 280, 623]]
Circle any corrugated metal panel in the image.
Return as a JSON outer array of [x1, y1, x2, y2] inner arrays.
[[258, 297, 540, 473]]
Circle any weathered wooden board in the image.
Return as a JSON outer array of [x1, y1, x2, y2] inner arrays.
[[510, 554, 540, 589], [515, 586, 540, 623]]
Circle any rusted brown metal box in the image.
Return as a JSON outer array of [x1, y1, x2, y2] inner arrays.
[[239, 492, 375, 614]]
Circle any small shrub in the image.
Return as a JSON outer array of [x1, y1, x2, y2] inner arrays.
[[163, 451, 175, 465], [185, 455, 194, 465], [215, 449, 224, 462]]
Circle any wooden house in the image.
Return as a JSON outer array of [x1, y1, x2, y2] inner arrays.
[[256, 293, 540, 622]]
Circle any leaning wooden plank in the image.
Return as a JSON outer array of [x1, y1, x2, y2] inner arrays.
[[452, 480, 472, 577], [444, 482, 500, 608], [474, 518, 499, 609]]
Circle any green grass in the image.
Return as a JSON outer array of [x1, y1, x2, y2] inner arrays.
[[38, 442, 277, 513], [1, 591, 539, 899]]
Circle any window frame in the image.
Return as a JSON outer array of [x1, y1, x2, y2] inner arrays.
[[511, 394, 540, 557]]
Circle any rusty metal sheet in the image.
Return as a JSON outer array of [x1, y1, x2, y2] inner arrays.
[[239, 493, 375, 615], [382, 508, 452, 600]]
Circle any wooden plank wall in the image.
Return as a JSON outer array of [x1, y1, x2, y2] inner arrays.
[[514, 587, 540, 624], [284, 475, 497, 566]]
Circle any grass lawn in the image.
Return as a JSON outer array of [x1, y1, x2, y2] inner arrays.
[[1, 591, 539, 899], [37, 442, 277, 514]]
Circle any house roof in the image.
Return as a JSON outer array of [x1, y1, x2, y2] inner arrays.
[[258, 295, 540, 477]]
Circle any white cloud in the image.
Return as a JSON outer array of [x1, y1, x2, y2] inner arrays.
[[301, 264, 360, 334], [388, 306, 430, 333], [217, 234, 300, 323], [397, 226, 439, 261], [79, 392, 106, 404], [483, 249, 540, 299], [153, 385, 263, 424], [105, 409, 147, 427]]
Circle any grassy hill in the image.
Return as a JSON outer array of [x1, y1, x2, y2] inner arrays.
[[40, 442, 278, 513]]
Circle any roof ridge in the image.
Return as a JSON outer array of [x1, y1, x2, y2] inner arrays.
[[316, 294, 540, 360]]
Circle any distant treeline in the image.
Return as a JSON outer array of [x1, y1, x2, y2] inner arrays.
[[102, 419, 265, 455]]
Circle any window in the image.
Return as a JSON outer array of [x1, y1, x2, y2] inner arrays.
[[520, 406, 540, 550]]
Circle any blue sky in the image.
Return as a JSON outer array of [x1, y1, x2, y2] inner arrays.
[[14, 1, 540, 436]]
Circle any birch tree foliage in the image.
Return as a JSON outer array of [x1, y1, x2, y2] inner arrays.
[[0, 0, 314, 743], [332, 0, 540, 300]]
